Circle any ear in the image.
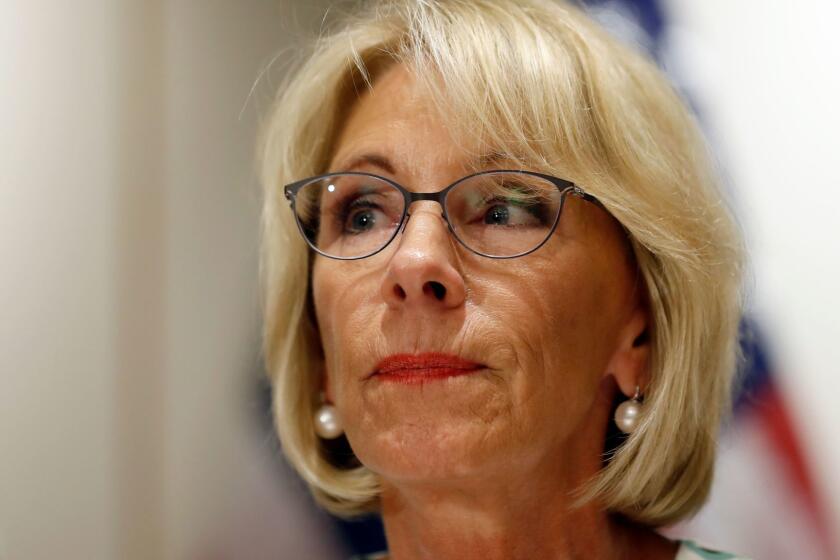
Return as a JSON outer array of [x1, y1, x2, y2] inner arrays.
[[322, 371, 335, 404], [604, 304, 650, 398]]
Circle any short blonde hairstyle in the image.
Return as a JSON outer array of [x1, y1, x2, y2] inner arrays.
[[259, 0, 747, 526]]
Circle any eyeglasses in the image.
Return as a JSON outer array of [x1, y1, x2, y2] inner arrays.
[[283, 169, 604, 260]]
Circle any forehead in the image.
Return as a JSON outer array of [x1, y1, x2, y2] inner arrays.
[[341, 63, 441, 133], [329, 63, 482, 174]]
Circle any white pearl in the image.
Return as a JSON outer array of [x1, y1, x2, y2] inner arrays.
[[315, 404, 344, 439], [614, 400, 642, 434]]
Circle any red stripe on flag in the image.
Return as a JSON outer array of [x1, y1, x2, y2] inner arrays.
[[753, 381, 836, 557]]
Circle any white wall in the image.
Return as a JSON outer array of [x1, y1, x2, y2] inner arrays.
[[665, 0, 840, 545], [0, 2, 115, 557], [0, 1, 346, 558], [158, 2, 346, 558]]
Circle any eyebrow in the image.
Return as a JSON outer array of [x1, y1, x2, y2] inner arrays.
[[333, 151, 519, 176], [475, 151, 521, 170], [333, 153, 396, 175]]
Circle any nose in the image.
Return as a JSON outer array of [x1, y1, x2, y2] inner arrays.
[[379, 205, 467, 310]]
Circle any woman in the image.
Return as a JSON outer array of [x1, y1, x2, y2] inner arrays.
[[259, 1, 749, 558]]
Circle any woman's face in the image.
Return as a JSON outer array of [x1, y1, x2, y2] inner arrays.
[[312, 63, 647, 484]]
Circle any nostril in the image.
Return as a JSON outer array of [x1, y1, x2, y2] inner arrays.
[[424, 281, 447, 301], [393, 285, 407, 299]]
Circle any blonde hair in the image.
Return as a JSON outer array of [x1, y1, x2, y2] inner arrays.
[[259, 0, 747, 526]]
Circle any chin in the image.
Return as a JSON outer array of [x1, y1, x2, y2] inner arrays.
[[351, 423, 508, 482]]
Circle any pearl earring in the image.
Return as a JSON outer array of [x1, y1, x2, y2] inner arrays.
[[614, 385, 643, 434], [314, 392, 344, 439]]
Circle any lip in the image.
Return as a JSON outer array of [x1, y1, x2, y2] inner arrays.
[[371, 352, 485, 384]]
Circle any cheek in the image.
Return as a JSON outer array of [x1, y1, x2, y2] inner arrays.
[[311, 259, 333, 347], [492, 253, 600, 348], [312, 260, 381, 393], [478, 252, 616, 430]]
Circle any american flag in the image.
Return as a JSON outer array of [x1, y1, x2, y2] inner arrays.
[[582, 2, 836, 558]]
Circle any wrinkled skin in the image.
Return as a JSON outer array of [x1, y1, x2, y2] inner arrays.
[[311, 64, 674, 560]]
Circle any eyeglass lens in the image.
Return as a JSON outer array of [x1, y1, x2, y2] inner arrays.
[[292, 172, 564, 259]]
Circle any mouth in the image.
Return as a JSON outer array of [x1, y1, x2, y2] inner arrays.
[[370, 352, 486, 384]]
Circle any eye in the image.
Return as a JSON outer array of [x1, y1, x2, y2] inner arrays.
[[349, 209, 374, 232], [484, 203, 509, 225], [480, 197, 546, 227], [343, 200, 386, 233]]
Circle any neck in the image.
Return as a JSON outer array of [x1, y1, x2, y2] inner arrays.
[[380, 481, 629, 560], [376, 398, 676, 560]]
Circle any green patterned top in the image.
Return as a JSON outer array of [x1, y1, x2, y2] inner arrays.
[[349, 539, 751, 559], [676, 539, 750, 559]]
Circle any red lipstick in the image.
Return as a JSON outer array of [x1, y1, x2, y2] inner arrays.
[[372, 352, 484, 384]]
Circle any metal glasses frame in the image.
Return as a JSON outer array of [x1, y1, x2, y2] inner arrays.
[[283, 169, 605, 260]]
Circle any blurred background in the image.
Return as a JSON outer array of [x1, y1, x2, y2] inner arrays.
[[1, 1, 838, 559]]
